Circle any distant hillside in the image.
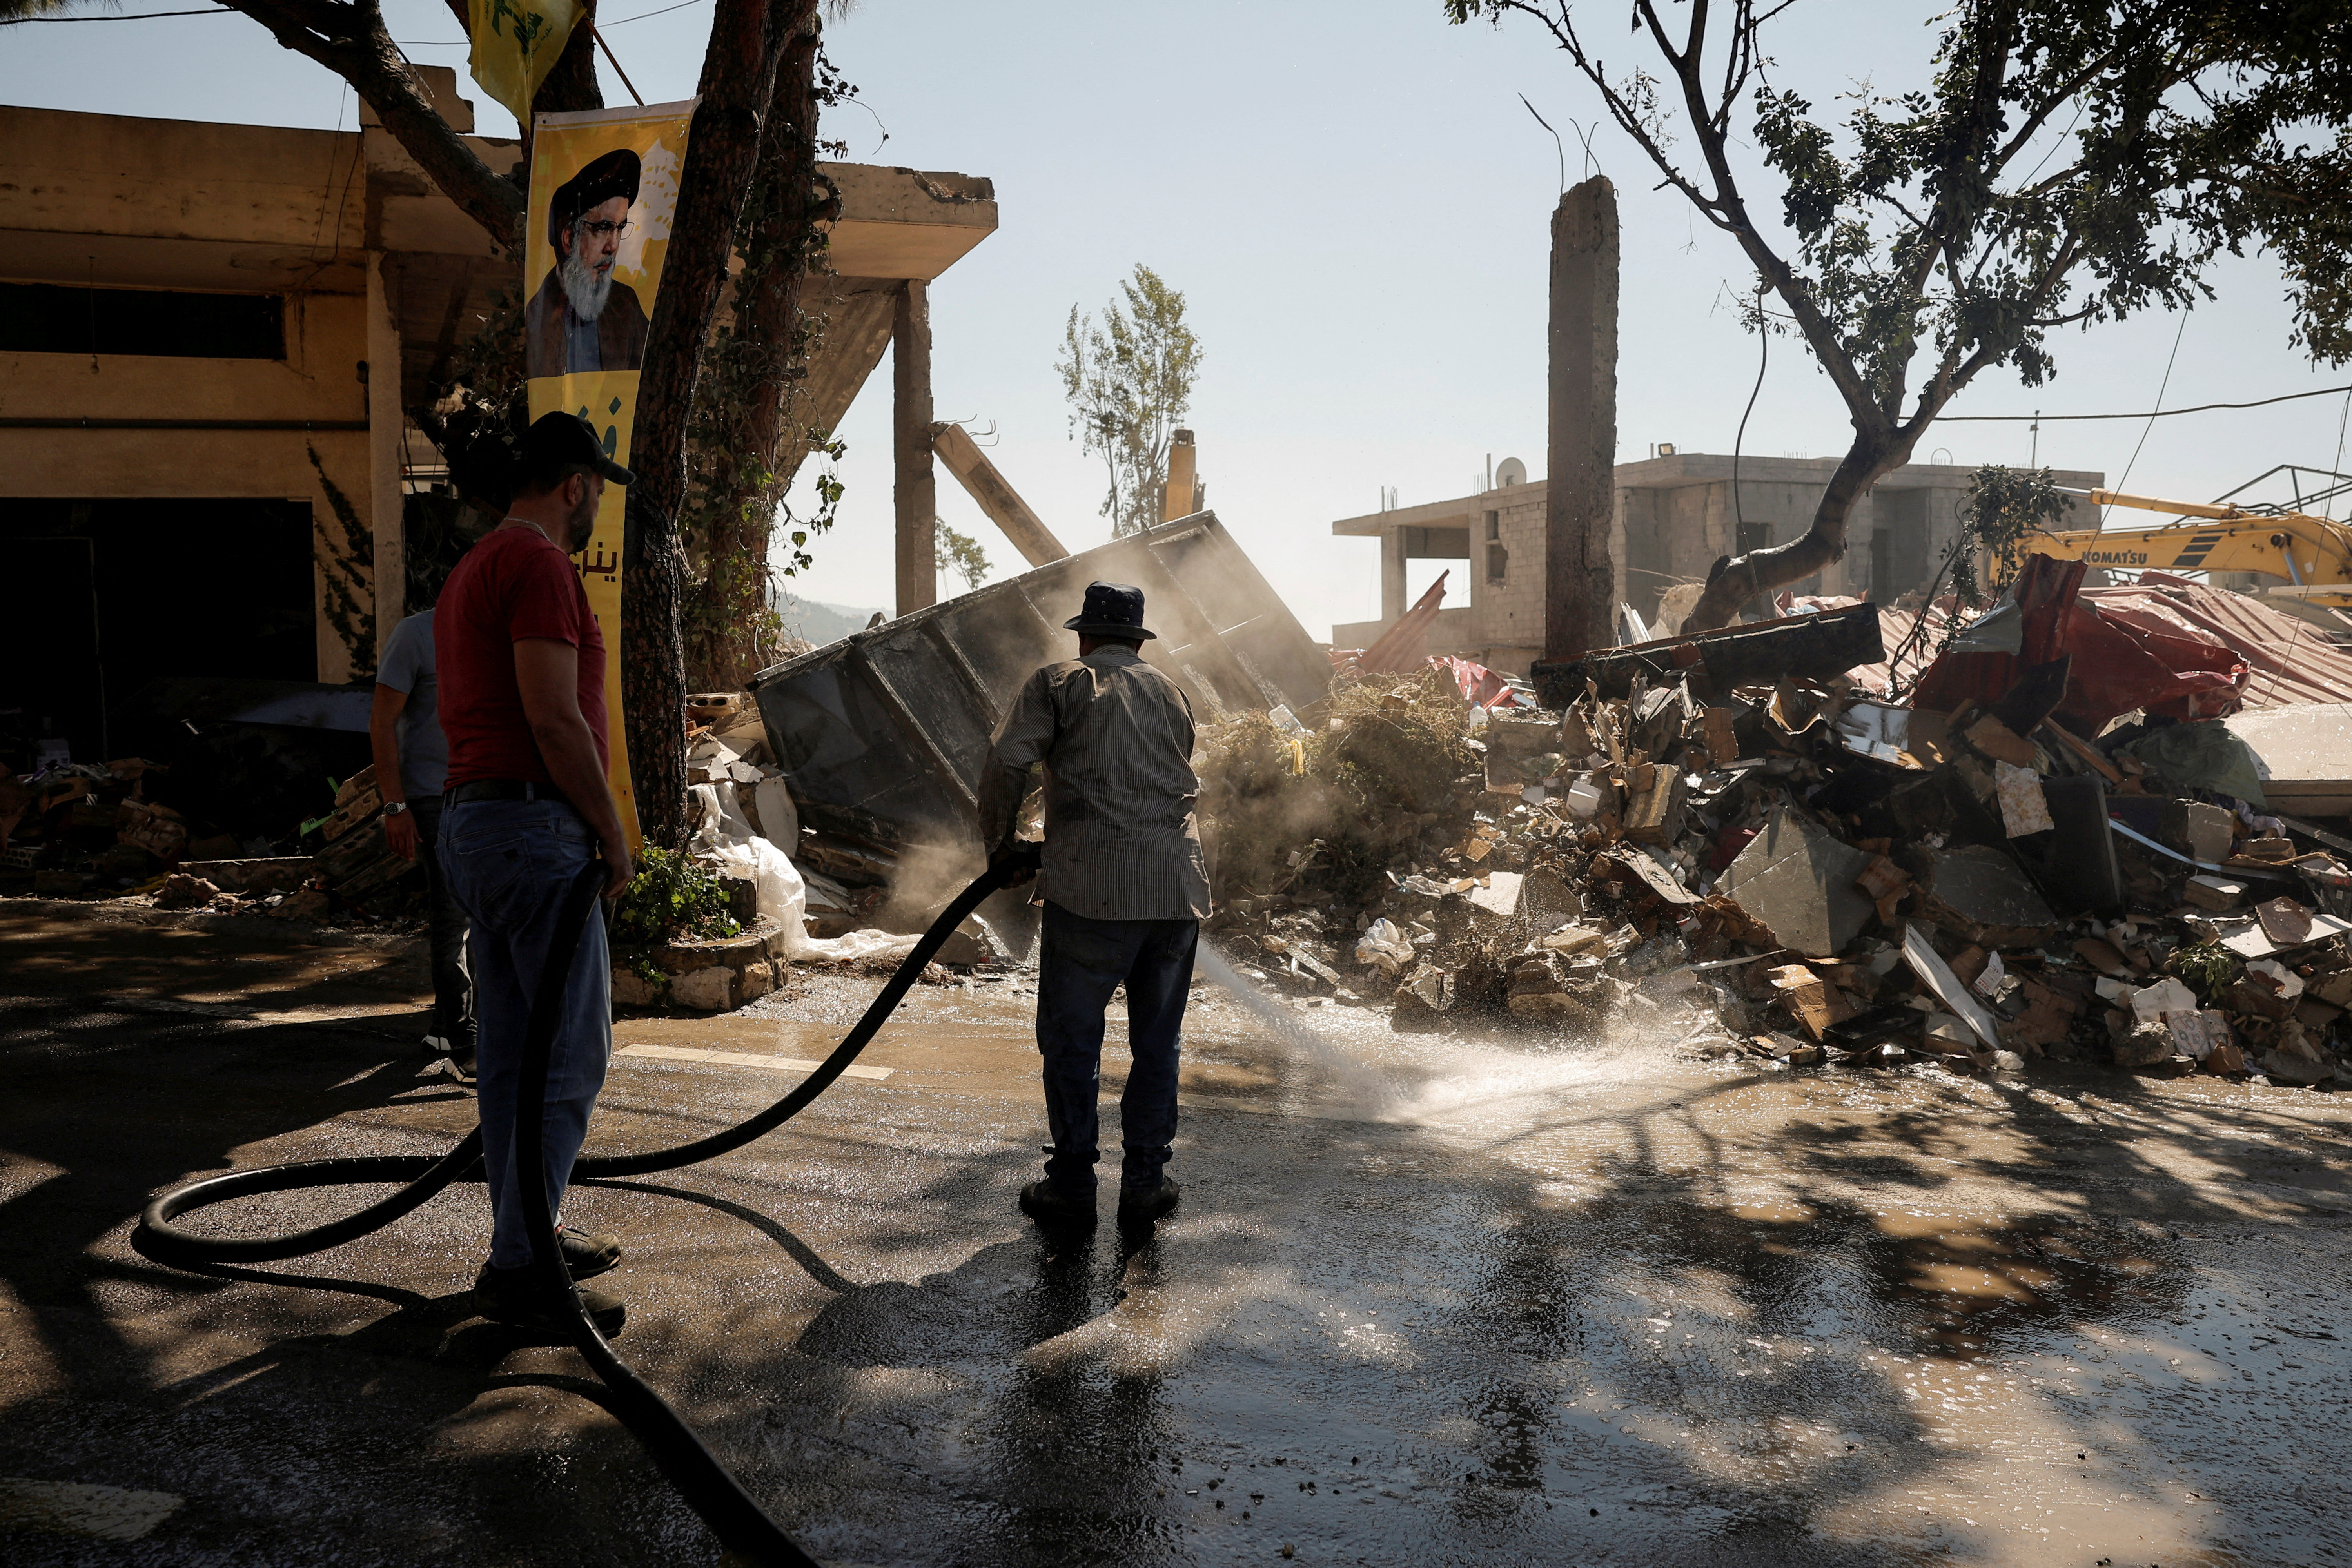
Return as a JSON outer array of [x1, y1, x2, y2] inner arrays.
[[777, 597, 884, 648]]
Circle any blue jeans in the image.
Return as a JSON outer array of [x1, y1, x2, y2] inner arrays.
[[1035, 902, 1198, 1194], [436, 798, 611, 1268], [409, 798, 474, 1048]]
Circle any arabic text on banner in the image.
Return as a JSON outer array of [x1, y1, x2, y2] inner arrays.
[[526, 99, 697, 850]]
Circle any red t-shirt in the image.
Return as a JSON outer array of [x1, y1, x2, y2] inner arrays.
[[435, 524, 608, 791]]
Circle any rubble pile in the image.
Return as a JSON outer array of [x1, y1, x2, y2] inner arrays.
[[0, 748, 443, 924], [1195, 588, 2352, 1090]]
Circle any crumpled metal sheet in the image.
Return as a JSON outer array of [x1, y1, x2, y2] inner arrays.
[[2085, 572, 2352, 710]]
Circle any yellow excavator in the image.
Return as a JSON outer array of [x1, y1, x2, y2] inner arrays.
[[2026, 488, 2352, 605]]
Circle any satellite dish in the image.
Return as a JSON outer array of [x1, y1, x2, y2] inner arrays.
[[1495, 457, 1528, 488]]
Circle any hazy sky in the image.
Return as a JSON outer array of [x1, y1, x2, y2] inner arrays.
[[7, 0, 2348, 637]]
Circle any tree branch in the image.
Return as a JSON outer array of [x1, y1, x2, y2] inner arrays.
[[230, 0, 524, 252]]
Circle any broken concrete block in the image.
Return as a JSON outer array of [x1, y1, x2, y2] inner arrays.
[[1719, 805, 1877, 959], [2262, 1036, 2334, 1085], [2160, 799, 2234, 865], [1460, 873, 1523, 921], [1622, 764, 1689, 846], [1539, 925, 1610, 955], [2229, 977, 2297, 1021], [2249, 956, 2306, 999], [2128, 976, 2199, 1023], [1515, 865, 1583, 927], [1916, 844, 2057, 948], [1994, 762, 2054, 837], [154, 874, 220, 911], [2113, 1019, 2176, 1068], [2313, 968, 2352, 1009], [2255, 897, 2315, 949], [2167, 1009, 2233, 1061], [1964, 714, 2040, 767], [2183, 875, 2247, 911]]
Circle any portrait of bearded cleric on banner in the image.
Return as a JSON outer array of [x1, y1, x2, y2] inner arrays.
[[525, 149, 651, 379]]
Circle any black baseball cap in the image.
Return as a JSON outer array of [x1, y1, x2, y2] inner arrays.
[[519, 410, 634, 485]]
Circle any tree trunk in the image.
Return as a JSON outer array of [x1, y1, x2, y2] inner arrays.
[[679, 2, 825, 690], [737, 9, 823, 485], [622, 0, 795, 849], [1679, 432, 1908, 633]]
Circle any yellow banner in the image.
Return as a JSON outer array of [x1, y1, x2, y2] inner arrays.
[[527, 100, 696, 851], [466, 0, 582, 127]]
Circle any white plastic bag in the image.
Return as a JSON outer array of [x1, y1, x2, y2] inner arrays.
[[687, 783, 916, 964]]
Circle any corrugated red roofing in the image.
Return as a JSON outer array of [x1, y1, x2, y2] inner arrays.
[[2083, 573, 2352, 710]]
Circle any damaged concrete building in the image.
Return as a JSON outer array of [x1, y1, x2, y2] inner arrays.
[[0, 69, 996, 767], [1331, 451, 2105, 675]]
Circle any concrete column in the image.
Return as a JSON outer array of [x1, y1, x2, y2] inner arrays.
[[892, 279, 937, 615], [1380, 526, 1407, 622], [1543, 175, 1618, 661], [365, 252, 405, 649], [1161, 428, 1197, 523]]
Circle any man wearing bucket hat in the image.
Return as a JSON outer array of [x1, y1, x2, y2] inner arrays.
[[978, 581, 1213, 1234]]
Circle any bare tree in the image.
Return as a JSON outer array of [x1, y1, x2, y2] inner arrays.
[[1448, 0, 2352, 631]]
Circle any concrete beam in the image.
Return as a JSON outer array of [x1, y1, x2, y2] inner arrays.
[[365, 254, 405, 641], [1544, 175, 1618, 661], [931, 421, 1068, 567], [893, 280, 937, 616]]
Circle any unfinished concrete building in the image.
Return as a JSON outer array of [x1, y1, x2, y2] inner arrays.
[[0, 70, 995, 765], [1331, 450, 2103, 675]]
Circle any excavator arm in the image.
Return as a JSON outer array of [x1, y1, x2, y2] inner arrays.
[[2026, 489, 2352, 594]]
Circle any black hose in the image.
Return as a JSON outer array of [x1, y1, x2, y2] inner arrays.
[[137, 858, 1018, 1264], [134, 852, 1031, 1566]]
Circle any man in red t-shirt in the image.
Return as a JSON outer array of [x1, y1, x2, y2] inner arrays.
[[434, 411, 636, 1336]]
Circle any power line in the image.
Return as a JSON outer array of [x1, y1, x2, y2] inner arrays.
[[1938, 380, 2352, 422], [2104, 310, 2190, 523], [0, 5, 231, 20], [401, 0, 708, 47]]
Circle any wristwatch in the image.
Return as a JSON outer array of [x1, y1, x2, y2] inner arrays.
[[383, 800, 410, 818]]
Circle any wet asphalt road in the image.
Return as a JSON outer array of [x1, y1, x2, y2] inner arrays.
[[8, 905, 2352, 1566]]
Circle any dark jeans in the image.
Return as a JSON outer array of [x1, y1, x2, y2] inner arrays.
[[409, 797, 474, 1047], [436, 798, 612, 1268], [1035, 901, 1198, 1194]]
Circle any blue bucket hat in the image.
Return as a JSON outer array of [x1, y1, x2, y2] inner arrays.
[[1063, 581, 1157, 641]]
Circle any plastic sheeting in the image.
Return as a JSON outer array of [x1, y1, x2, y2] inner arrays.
[[688, 783, 918, 965]]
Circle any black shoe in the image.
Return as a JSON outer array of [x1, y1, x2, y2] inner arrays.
[[473, 1261, 626, 1337], [1018, 1179, 1097, 1229], [557, 1225, 622, 1281], [1117, 1178, 1181, 1230]]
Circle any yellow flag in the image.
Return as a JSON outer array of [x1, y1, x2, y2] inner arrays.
[[528, 101, 698, 851], [467, 0, 583, 126]]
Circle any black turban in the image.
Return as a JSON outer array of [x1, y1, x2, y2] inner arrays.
[[547, 148, 642, 251]]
